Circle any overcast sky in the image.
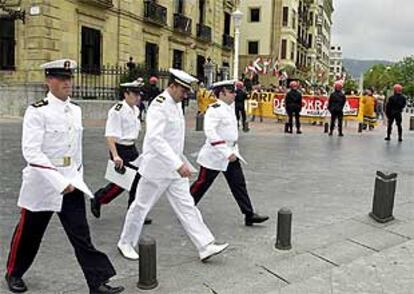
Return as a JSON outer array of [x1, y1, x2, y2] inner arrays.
[[331, 0, 414, 61]]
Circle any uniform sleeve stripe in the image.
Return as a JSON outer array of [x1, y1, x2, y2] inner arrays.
[[211, 140, 226, 146], [29, 163, 57, 171]]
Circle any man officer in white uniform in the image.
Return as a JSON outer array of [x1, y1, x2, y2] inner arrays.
[[90, 80, 151, 224], [117, 69, 229, 262], [4, 60, 124, 294], [190, 80, 269, 226]]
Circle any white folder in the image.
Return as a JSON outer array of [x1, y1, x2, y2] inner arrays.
[[181, 155, 198, 174], [104, 160, 137, 191], [70, 176, 94, 198]]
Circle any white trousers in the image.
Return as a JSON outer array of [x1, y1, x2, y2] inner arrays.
[[119, 176, 215, 252]]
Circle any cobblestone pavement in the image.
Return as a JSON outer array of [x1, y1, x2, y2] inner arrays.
[[1, 114, 414, 294]]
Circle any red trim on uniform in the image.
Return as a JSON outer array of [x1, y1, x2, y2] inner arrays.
[[190, 167, 207, 195], [210, 140, 226, 146], [7, 209, 27, 276], [29, 163, 57, 171], [99, 184, 124, 204]]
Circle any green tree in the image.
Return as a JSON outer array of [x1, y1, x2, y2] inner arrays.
[[363, 56, 414, 97], [343, 79, 358, 95]]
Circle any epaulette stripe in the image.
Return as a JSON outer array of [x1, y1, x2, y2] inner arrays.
[[31, 99, 48, 108], [210, 103, 220, 108], [70, 100, 79, 106], [115, 103, 123, 111]]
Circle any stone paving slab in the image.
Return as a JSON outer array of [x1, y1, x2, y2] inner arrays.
[[348, 228, 409, 252], [274, 239, 414, 294], [262, 252, 336, 284], [292, 219, 376, 252], [310, 240, 375, 266]]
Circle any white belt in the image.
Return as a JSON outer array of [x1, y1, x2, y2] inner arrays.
[[50, 156, 72, 167], [118, 140, 135, 146]]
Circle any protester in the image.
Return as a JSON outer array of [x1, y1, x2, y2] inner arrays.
[[235, 81, 249, 132], [385, 84, 407, 142], [145, 76, 161, 106], [328, 81, 346, 136], [361, 88, 377, 130], [285, 81, 303, 134]]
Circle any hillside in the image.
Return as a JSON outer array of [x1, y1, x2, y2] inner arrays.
[[343, 58, 394, 78]]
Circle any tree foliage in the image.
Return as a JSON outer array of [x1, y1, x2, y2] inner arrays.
[[364, 56, 414, 97]]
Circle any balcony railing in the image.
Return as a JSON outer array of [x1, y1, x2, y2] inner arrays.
[[222, 34, 234, 50], [196, 23, 212, 42], [144, 1, 167, 26], [79, 0, 113, 8], [173, 13, 192, 35]]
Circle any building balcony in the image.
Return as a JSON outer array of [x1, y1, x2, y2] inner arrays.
[[144, 1, 167, 26], [196, 23, 212, 43], [298, 37, 310, 49], [79, 0, 113, 8], [222, 34, 234, 50], [173, 13, 192, 35]]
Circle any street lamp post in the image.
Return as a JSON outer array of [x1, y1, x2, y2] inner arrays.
[[232, 9, 243, 80]]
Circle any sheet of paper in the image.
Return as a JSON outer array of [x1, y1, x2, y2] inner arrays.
[[234, 145, 248, 165], [104, 160, 137, 191], [70, 176, 94, 198], [129, 155, 142, 169], [181, 155, 198, 173]]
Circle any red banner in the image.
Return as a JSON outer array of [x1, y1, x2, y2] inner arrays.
[[273, 94, 361, 118]]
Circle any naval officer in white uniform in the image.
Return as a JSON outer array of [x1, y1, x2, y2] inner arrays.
[[5, 59, 124, 294], [190, 80, 269, 226], [117, 69, 229, 262], [90, 79, 152, 224]]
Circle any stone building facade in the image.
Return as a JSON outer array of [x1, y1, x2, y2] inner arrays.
[[0, 0, 237, 116], [238, 0, 334, 86]]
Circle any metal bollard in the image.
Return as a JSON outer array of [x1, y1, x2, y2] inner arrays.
[[358, 122, 363, 133], [137, 237, 158, 290], [324, 122, 329, 133], [275, 208, 292, 250], [195, 113, 204, 131], [409, 116, 414, 131], [369, 171, 397, 223]]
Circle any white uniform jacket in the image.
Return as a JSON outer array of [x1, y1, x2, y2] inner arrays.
[[138, 90, 185, 179], [18, 92, 88, 212], [197, 99, 241, 171], [105, 99, 141, 145]]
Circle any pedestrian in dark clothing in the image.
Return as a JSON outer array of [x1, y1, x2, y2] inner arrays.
[[328, 81, 346, 136], [126, 57, 136, 71], [385, 84, 407, 142], [235, 81, 249, 132], [146, 76, 161, 106], [285, 81, 303, 134]]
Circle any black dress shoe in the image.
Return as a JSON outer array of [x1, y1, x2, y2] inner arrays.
[[90, 198, 101, 218], [245, 213, 269, 226], [144, 217, 152, 225], [384, 137, 391, 141], [90, 283, 124, 294], [5, 273, 27, 293], [296, 130, 302, 134]]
